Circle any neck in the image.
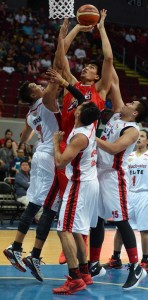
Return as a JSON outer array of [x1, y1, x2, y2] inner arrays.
[[120, 116, 135, 122], [81, 79, 94, 85], [136, 147, 147, 155], [74, 120, 83, 128]]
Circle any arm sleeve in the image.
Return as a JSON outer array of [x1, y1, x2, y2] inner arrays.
[[66, 84, 85, 105]]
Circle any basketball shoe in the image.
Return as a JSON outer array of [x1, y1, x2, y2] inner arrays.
[[102, 256, 122, 269], [81, 273, 93, 285], [140, 259, 148, 272], [53, 276, 86, 295], [23, 255, 43, 281], [3, 244, 26, 272], [89, 261, 106, 277], [122, 263, 147, 290]]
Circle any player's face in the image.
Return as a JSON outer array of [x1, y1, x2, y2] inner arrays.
[[121, 101, 140, 118], [136, 131, 148, 149], [29, 83, 44, 101], [80, 64, 99, 82]]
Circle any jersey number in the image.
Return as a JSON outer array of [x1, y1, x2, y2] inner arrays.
[[112, 210, 119, 218], [36, 124, 44, 142]]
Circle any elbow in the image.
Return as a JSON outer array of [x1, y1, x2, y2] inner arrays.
[[105, 56, 113, 63], [55, 162, 64, 169]]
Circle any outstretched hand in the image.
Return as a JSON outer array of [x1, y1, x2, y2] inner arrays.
[[45, 69, 64, 85], [97, 9, 107, 30], [59, 18, 69, 39], [76, 23, 94, 32]]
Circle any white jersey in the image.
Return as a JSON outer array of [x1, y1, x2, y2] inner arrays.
[[27, 98, 61, 154], [97, 113, 139, 170], [66, 124, 97, 181], [128, 150, 148, 192]]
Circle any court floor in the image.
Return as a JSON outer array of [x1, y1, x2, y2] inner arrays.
[[0, 228, 147, 299]]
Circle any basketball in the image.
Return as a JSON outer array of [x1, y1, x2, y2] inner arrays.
[[76, 4, 100, 26]]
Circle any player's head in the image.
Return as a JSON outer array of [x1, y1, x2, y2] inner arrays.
[[19, 81, 44, 104], [136, 129, 148, 149], [121, 100, 148, 123], [80, 64, 100, 83], [75, 102, 100, 126]]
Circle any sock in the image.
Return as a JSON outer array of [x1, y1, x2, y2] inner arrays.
[[79, 263, 89, 274], [31, 247, 41, 259], [143, 255, 148, 262], [113, 251, 121, 259], [90, 247, 101, 262], [126, 247, 138, 263], [13, 241, 22, 251], [69, 267, 82, 279]]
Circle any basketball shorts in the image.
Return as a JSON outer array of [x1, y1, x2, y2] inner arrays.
[[128, 191, 148, 231], [57, 178, 99, 235], [97, 167, 129, 221], [27, 151, 60, 212]]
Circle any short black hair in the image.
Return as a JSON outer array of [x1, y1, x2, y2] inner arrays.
[[140, 129, 148, 139], [20, 160, 29, 166], [5, 129, 12, 135], [80, 102, 100, 126], [19, 81, 32, 103], [135, 99, 148, 123]]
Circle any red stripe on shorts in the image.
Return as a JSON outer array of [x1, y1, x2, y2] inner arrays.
[[63, 180, 80, 232], [44, 169, 59, 209], [117, 168, 128, 220]]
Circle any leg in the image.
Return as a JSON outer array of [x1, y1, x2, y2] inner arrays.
[[103, 228, 123, 269], [23, 207, 56, 281], [116, 220, 147, 290], [89, 217, 106, 277], [3, 202, 41, 272]]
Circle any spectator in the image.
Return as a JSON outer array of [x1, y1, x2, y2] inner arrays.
[[0, 138, 17, 180], [0, 129, 13, 148], [15, 160, 42, 221], [74, 44, 87, 60]]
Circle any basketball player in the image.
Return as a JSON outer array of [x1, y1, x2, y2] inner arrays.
[[103, 129, 148, 273], [52, 102, 100, 295], [89, 67, 148, 290], [46, 9, 114, 265], [3, 20, 86, 280]]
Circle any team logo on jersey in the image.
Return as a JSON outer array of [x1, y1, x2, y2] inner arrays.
[[32, 112, 38, 116], [85, 91, 92, 101]]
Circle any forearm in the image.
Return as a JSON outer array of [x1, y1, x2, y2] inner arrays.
[[98, 27, 113, 60], [96, 138, 119, 155], [62, 81, 85, 105], [54, 34, 65, 70], [64, 25, 80, 54]]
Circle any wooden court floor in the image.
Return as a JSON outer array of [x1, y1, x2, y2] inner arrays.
[[0, 229, 147, 300]]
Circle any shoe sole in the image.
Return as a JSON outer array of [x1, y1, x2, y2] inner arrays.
[[23, 258, 43, 282], [122, 269, 147, 291], [3, 250, 26, 272], [103, 265, 123, 270], [91, 267, 106, 278], [53, 283, 86, 294]]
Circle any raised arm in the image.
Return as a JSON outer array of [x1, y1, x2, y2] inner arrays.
[[42, 20, 69, 111], [108, 66, 124, 113], [95, 9, 113, 100]]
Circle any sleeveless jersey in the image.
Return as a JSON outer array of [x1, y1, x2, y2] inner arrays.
[[62, 81, 104, 142], [27, 98, 61, 154], [128, 150, 148, 192], [65, 124, 97, 181], [97, 113, 139, 170]]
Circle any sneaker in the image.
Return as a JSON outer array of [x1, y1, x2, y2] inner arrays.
[[140, 259, 148, 272], [102, 256, 122, 269], [59, 251, 67, 264], [23, 255, 43, 282], [3, 245, 26, 272], [81, 273, 93, 285], [89, 261, 106, 277], [53, 276, 86, 295], [122, 263, 147, 291]]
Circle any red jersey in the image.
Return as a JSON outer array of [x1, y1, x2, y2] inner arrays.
[[61, 81, 104, 142]]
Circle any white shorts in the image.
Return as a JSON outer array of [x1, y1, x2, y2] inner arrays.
[[97, 167, 129, 221], [57, 178, 99, 235], [27, 151, 60, 212], [128, 191, 148, 231]]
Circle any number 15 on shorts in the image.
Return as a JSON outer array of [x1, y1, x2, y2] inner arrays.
[[112, 210, 119, 218]]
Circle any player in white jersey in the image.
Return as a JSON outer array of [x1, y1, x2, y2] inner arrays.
[[103, 129, 148, 273], [3, 20, 83, 278], [52, 102, 100, 295], [88, 67, 148, 290]]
